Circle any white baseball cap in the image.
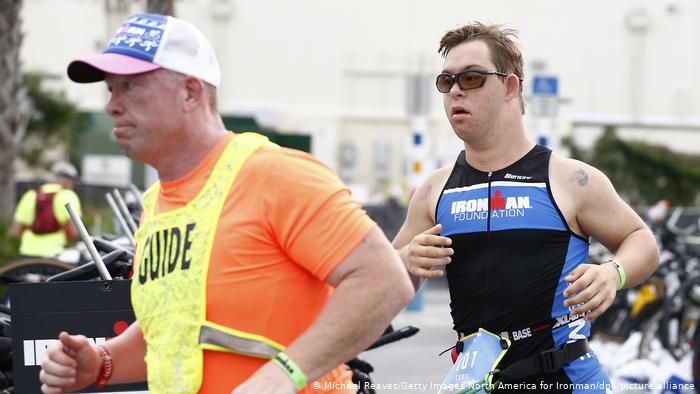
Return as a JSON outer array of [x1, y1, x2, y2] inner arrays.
[[51, 161, 78, 180], [67, 13, 221, 87]]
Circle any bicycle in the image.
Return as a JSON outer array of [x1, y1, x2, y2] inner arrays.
[[636, 208, 700, 360], [348, 325, 420, 394], [590, 205, 699, 349], [0, 257, 76, 306], [0, 189, 142, 392], [638, 261, 700, 361]]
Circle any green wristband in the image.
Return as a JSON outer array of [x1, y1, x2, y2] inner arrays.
[[273, 352, 307, 391], [606, 259, 626, 290]]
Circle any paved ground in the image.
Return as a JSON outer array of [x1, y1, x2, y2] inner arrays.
[[358, 280, 456, 394]]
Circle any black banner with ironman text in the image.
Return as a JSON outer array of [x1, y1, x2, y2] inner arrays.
[[10, 280, 148, 393]]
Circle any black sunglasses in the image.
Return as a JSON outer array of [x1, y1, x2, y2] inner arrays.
[[436, 69, 509, 93]]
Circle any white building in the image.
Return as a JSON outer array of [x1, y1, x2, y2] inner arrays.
[[20, 0, 700, 201]]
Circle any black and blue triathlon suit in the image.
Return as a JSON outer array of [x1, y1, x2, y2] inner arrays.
[[436, 145, 611, 393]]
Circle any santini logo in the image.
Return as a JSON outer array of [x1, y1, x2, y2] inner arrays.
[[504, 173, 532, 180]]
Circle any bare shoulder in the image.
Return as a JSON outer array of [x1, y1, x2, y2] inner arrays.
[[550, 153, 651, 253], [549, 154, 611, 197], [413, 165, 452, 207], [549, 153, 615, 236], [393, 165, 453, 247]]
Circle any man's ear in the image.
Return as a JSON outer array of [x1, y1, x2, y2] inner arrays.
[[505, 74, 521, 102], [183, 76, 205, 112]]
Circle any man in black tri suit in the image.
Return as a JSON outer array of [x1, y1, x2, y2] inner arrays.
[[393, 22, 659, 393]]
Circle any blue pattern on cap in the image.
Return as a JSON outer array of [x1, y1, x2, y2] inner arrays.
[[103, 13, 167, 62]]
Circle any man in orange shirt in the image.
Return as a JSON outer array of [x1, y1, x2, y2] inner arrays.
[[39, 13, 414, 394]]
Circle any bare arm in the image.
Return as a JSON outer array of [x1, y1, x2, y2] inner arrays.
[[40, 322, 147, 393], [234, 226, 414, 393], [10, 221, 25, 239], [393, 168, 453, 291], [287, 226, 414, 379], [65, 221, 80, 241], [101, 322, 148, 383], [574, 166, 658, 286], [555, 160, 659, 319]]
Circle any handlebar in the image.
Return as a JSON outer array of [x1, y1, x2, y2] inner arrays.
[[46, 249, 130, 283], [92, 237, 134, 258], [666, 208, 697, 236], [365, 325, 419, 351]]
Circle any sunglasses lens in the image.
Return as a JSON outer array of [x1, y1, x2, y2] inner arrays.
[[458, 72, 486, 90], [436, 74, 454, 93]]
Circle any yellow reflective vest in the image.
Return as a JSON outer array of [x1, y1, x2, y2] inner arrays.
[[131, 133, 286, 393]]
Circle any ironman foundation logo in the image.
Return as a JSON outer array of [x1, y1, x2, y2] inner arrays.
[[450, 190, 532, 222]]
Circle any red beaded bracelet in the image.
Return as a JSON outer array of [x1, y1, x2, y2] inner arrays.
[[95, 345, 113, 389]]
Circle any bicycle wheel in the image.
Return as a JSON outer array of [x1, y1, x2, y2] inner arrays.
[[659, 278, 700, 361], [638, 309, 663, 359], [590, 288, 633, 341], [0, 258, 76, 305]]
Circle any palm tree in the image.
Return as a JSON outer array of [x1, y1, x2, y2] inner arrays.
[[0, 0, 175, 221], [0, 0, 31, 220]]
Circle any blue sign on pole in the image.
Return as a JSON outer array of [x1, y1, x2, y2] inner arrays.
[[532, 76, 558, 96], [531, 75, 559, 148], [413, 132, 422, 145]]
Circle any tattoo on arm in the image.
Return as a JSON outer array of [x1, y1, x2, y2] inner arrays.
[[574, 169, 588, 186], [418, 184, 432, 201]]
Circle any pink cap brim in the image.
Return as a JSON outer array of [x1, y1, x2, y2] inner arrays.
[[67, 53, 161, 83]]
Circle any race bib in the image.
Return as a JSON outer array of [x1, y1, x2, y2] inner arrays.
[[437, 328, 510, 394]]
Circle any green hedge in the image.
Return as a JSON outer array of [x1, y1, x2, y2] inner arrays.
[[562, 127, 700, 205]]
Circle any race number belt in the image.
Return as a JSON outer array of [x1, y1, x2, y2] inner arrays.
[[495, 339, 590, 382], [458, 311, 585, 344]]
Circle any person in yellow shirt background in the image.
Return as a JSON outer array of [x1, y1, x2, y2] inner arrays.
[[11, 161, 82, 257]]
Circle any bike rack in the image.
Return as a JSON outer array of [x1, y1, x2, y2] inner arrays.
[[666, 207, 700, 246], [105, 193, 137, 246], [65, 202, 113, 281], [112, 188, 138, 234], [128, 183, 144, 211]]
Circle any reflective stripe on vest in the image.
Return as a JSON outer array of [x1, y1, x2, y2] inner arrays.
[[199, 321, 284, 358], [131, 133, 280, 393]]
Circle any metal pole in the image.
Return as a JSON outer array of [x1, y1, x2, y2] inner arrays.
[[106, 193, 136, 246], [128, 183, 144, 210], [65, 202, 112, 281], [113, 189, 138, 234]]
